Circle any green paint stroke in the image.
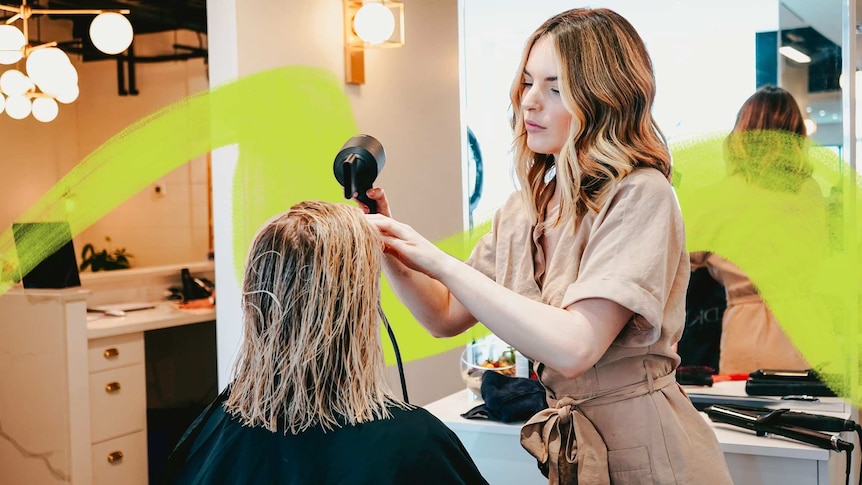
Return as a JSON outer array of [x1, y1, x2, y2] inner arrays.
[[0, 65, 481, 366], [672, 131, 861, 404], [3, 68, 859, 394], [0, 66, 354, 292]]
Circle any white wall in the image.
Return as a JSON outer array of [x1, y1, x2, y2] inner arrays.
[[463, 0, 780, 223], [209, 0, 466, 405]]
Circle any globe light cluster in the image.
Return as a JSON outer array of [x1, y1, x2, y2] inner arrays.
[[0, 11, 132, 122]]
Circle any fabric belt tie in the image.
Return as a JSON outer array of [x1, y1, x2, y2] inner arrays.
[[519, 370, 676, 485]]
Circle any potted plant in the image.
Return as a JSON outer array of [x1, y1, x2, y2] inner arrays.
[[79, 236, 133, 272]]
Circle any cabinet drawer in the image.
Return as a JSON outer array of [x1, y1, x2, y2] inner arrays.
[[90, 365, 147, 443], [92, 431, 148, 485], [89, 333, 144, 373]]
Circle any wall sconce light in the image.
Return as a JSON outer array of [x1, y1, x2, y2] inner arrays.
[[344, 0, 405, 85], [0, 1, 133, 122]]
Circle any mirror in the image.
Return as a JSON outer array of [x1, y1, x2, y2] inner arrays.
[[0, 22, 210, 273], [778, 0, 844, 155], [461, 1, 848, 375]]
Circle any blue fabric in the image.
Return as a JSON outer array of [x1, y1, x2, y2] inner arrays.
[[462, 371, 547, 423]]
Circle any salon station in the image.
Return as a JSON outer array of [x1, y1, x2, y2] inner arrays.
[[0, 0, 859, 484]]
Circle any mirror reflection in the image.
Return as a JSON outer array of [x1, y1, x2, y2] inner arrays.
[[0, 9, 210, 273], [778, 0, 843, 154], [462, 0, 849, 379]]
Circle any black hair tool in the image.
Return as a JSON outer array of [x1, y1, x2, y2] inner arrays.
[[705, 405, 854, 452], [331, 136, 407, 403], [705, 404, 857, 485], [333, 134, 386, 214], [703, 403, 858, 433]]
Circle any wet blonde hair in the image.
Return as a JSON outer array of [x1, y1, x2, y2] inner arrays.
[[510, 8, 670, 224], [224, 200, 403, 434], [724, 85, 812, 192]]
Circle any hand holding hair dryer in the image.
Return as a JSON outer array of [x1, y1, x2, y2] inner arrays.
[[333, 134, 386, 214]]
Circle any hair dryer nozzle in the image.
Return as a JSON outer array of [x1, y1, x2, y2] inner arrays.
[[333, 134, 386, 213]]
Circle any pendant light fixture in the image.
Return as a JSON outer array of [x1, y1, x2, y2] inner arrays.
[[0, 0, 133, 122]]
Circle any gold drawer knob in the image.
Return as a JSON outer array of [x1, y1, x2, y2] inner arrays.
[[107, 451, 123, 463], [103, 348, 119, 359], [105, 382, 121, 393]]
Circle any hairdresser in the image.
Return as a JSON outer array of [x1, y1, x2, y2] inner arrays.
[[690, 85, 827, 375], [362, 8, 731, 484]]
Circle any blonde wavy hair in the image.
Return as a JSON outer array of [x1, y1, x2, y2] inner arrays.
[[224, 200, 404, 434], [510, 8, 671, 223]]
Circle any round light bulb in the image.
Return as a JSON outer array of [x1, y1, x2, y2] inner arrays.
[[55, 84, 79, 104], [0, 94, 5, 115], [26, 47, 73, 89], [32, 97, 59, 122], [89, 13, 133, 55], [353, 3, 395, 45], [0, 25, 25, 65], [803, 118, 817, 136], [34, 64, 78, 97], [5, 94, 30, 119], [0, 69, 34, 96]]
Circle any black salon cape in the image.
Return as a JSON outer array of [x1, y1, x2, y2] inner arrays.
[[158, 388, 489, 485]]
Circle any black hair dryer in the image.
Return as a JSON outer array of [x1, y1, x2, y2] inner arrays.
[[333, 134, 386, 214]]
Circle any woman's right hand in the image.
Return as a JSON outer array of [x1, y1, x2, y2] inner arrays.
[[355, 187, 392, 217], [365, 214, 454, 280]]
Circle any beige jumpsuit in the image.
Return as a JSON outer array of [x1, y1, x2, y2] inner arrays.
[[467, 168, 732, 484], [686, 175, 827, 376], [690, 252, 809, 375]]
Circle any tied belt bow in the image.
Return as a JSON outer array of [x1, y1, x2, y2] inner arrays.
[[520, 371, 676, 485]]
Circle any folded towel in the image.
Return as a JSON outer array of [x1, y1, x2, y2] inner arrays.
[[461, 370, 548, 423]]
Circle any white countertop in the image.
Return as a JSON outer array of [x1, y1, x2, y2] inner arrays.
[[426, 381, 852, 461], [86, 302, 216, 339], [685, 381, 849, 415]]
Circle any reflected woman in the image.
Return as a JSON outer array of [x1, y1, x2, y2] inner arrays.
[[691, 85, 825, 375]]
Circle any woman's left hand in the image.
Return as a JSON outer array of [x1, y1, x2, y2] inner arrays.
[[365, 214, 453, 279]]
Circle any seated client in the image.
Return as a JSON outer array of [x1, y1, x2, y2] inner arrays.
[[159, 201, 488, 485]]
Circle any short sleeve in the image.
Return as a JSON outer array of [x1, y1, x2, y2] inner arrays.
[[465, 208, 503, 281], [465, 231, 496, 280], [560, 171, 686, 347]]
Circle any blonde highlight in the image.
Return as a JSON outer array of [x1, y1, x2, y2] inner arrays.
[[510, 8, 671, 224]]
